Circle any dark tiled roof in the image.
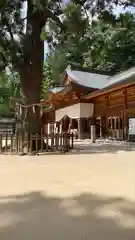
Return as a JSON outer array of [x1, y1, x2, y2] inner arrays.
[[104, 66, 135, 88], [66, 66, 109, 89], [86, 66, 135, 99]]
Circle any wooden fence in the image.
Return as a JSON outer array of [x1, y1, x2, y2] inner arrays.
[[0, 132, 74, 154]]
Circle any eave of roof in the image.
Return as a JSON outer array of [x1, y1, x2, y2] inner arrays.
[[85, 66, 135, 100], [65, 66, 109, 89]]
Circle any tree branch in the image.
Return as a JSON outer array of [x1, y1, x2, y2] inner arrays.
[[7, 23, 14, 41], [44, 8, 65, 31]]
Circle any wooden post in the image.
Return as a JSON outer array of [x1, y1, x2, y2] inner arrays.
[[30, 133, 32, 153], [91, 125, 96, 143], [124, 88, 128, 140], [118, 117, 120, 140], [121, 113, 124, 140], [124, 112, 128, 140], [16, 132, 19, 153], [55, 133, 58, 150], [78, 118, 83, 139], [64, 132, 68, 151], [0, 134, 2, 153], [111, 117, 113, 140], [91, 117, 96, 143], [105, 95, 109, 139], [60, 122, 62, 134], [100, 117, 103, 138], [41, 130, 43, 152], [10, 134, 13, 153], [60, 133, 63, 151], [78, 118, 80, 139], [20, 133, 24, 154], [46, 134, 49, 151], [5, 132, 8, 152], [26, 133, 29, 153], [35, 133, 38, 153], [71, 132, 74, 149]]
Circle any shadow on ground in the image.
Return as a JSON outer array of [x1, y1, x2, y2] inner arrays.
[[0, 191, 135, 240]]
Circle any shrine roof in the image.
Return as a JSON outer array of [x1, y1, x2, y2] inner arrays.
[[85, 66, 135, 99], [105, 66, 135, 88], [65, 66, 109, 89]]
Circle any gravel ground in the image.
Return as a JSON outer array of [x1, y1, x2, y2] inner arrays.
[[0, 143, 135, 240]]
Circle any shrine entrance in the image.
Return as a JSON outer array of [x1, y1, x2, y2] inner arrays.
[[55, 102, 94, 139], [107, 116, 124, 140]]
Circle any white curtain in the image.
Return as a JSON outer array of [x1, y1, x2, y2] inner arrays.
[[55, 103, 93, 122]]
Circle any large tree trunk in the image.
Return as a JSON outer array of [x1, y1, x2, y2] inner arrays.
[[20, 11, 45, 135], [20, 67, 43, 134], [20, 13, 46, 152]]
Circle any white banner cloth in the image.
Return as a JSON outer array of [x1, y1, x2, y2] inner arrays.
[[55, 103, 94, 121]]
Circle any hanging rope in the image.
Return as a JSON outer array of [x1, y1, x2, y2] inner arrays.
[[32, 105, 36, 114], [13, 100, 54, 121], [40, 106, 43, 117], [16, 102, 44, 108], [24, 107, 28, 120]]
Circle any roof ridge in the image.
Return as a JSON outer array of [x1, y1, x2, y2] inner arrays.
[[70, 66, 112, 76], [72, 69, 109, 77], [108, 66, 135, 80]]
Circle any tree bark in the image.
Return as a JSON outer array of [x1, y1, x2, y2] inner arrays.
[[19, 11, 45, 135]]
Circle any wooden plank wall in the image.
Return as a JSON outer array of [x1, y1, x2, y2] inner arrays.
[[127, 85, 135, 111], [94, 84, 135, 117], [92, 83, 135, 140]]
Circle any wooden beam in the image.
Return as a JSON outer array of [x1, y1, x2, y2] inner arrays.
[[124, 88, 128, 109], [86, 83, 135, 101]]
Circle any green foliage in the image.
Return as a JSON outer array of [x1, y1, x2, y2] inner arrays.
[[49, 10, 135, 76], [0, 0, 135, 104], [41, 57, 62, 99], [0, 70, 20, 116], [84, 12, 135, 73]]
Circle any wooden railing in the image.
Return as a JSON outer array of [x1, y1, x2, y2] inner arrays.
[[0, 132, 74, 154]]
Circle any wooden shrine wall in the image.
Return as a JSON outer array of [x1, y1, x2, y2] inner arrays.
[[93, 83, 135, 117], [52, 82, 93, 111]]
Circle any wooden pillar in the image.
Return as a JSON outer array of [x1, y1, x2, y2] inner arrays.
[[88, 118, 91, 139], [90, 117, 96, 143], [91, 125, 96, 143], [105, 95, 109, 139], [124, 112, 128, 140], [100, 116, 103, 138], [124, 88, 128, 140], [102, 115, 106, 138], [60, 121, 62, 134], [69, 118, 72, 133], [78, 118, 83, 139], [117, 116, 121, 140], [77, 118, 80, 139]]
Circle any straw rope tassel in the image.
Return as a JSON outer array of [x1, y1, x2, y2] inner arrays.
[[32, 105, 36, 114], [24, 107, 28, 120], [40, 106, 43, 117], [20, 105, 22, 117]]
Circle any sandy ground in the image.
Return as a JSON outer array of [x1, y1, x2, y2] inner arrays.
[[0, 142, 135, 240]]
